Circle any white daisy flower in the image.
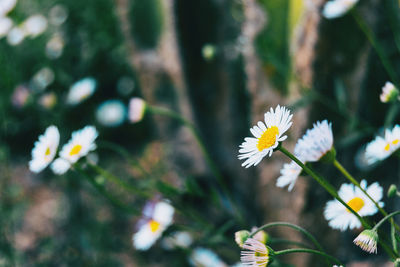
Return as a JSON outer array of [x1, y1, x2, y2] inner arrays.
[[324, 180, 384, 231], [66, 77, 96, 105], [29, 125, 60, 173], [238, 105, 293, 168], [380, 82, 399, 103], [276, 159, 303, 191], [50, 158, 71, 175], [128, 97, 146, 123], [365, 125, 400, 164], [322, 0, 358, 19], [240, 238, 269, 267], [96, 100, 126, 127], [133, 200, 175, 250], [294, 120, 334, 162], [189, 248, 227, 267], [58, 126, 98, 165], [353, 229, 378, 254], [161, 231, 193, 250]]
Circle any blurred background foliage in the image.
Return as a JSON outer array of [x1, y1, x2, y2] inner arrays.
[[1, 0, 400, 266]]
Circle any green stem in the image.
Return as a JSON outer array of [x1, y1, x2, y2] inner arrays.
[[385, 102, 400, 128], [333, 159, 400, 232], [250, 222, 324, 252], [373, 211, 400, 231], [279, 146, 367, 225], [97, 141, 150, 177], [88, 163, 150, 198], [74, 167, 138, 214], [274, 248, 342, 265], [352, 10, 399, 85], [278, 146, 397, 259], [392, 222, 399, 254]]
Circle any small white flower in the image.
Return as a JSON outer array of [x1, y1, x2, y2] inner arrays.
[[353, 229, 378, 254], [66, 78, 96, 105], [133, 201, 175, 250], [240, 238, 269, 267], [96, 100, 126, 127], [294, 120, 333, 162], [29, 125, 60, 173], [238, 105, 293, 168], [324, 180, 384, 231], [50, 158, 71, 175], [0, 17, 13, 38], [365, 125, 400, 164], [189, 248, 227, 267], [0, 0, 17, 16], [128, 97, 146, 123], [22, 14, 47, 38], [322, 0, 358, 19], [276, 159, 303, 191], [380, 82, 399, 103], [58, 125, 98, 165]]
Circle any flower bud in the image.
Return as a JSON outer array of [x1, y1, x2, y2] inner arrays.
[[235, 230, 250, 248], [388, 184, 398, 198]]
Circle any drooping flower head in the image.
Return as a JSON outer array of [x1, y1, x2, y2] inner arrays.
[[380, 82, 399, 103], [353, 229, 378, 254], [240, 238, 270, 267], [133, 200, 175, 250], [294, 120, 334, 162], [66, 77, 96, 105], [238, 105, 293, 168], [324, 180, 384, 231], [29, 125, 60, 173], [322, 0, 359, 19], [365, 125, 400, 164]]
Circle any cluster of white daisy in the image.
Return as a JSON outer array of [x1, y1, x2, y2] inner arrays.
[[237, 104, 400, 265], [29, 125, 98, 175]]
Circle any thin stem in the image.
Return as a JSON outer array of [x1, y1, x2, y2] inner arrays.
[[278, 146, 398, 259], [392, 222, 399, 254], [373, 211, 400, 231], [333, 159, 400, 233], [279, 146, 367, 225], [385, 102, 400, 128], [352, 10, 399, 85], [74, 167, 138, 214], [274, 248, 342, 265], [250, 222, 324, 252], [88, 163, 150, 198], [97, 141, 150, 177]]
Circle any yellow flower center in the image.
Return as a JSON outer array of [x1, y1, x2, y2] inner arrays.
[[257, 126, 279, 152], [255, 251, 269, 266], [149, 220, 161, 233], [69, 144, 82, 156], [393, 139, 399, 145], [45, 147, 51, 156], [385, 139, 399, 151], [347, 197, 365, 213]]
